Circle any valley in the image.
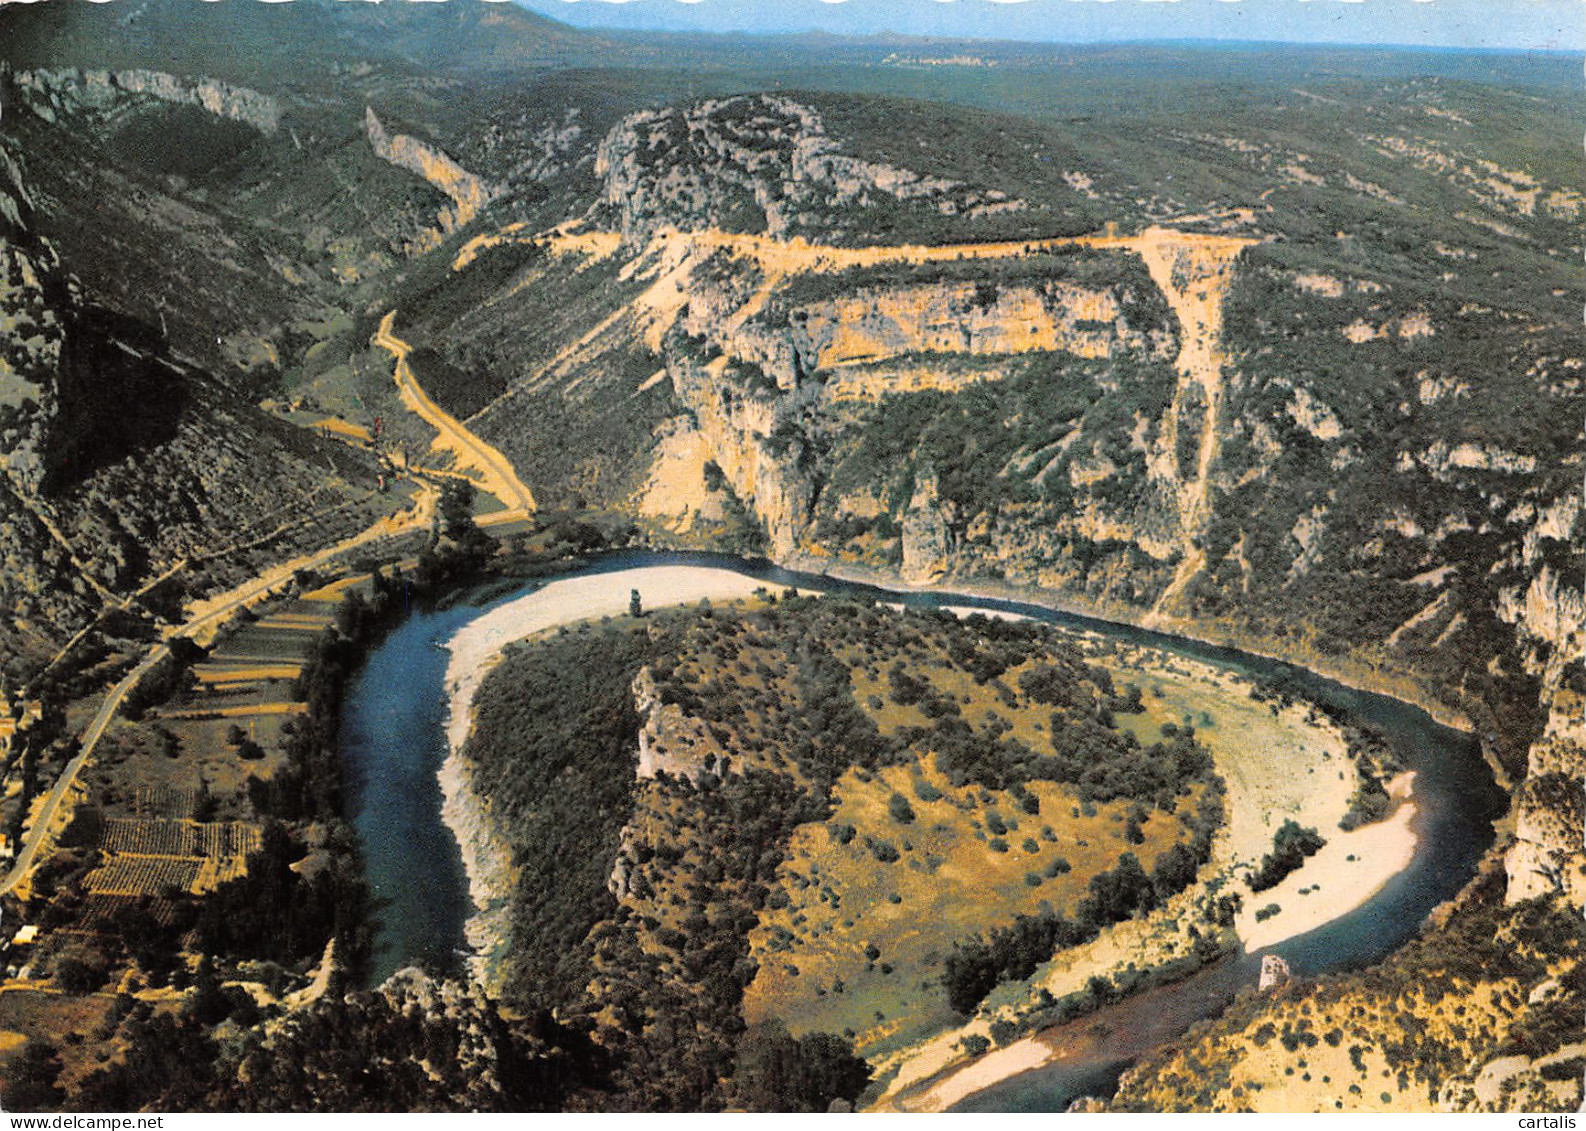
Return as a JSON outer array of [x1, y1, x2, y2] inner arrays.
[[0, 0, 1578, 1116]]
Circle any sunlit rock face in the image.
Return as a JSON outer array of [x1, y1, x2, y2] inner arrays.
[[366, 107, 499, 249]]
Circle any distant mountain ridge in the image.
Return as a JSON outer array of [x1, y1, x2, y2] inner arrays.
[[0, 0, 606, 82]]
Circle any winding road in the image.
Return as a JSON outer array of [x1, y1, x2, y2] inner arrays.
[[374, 312, 537, 516]]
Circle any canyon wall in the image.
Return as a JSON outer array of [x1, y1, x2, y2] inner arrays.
[[12, 66, 280, 133]]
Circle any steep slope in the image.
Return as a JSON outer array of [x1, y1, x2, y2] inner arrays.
[[417, 84, 1577, 787], [0, 141, 388, 682]]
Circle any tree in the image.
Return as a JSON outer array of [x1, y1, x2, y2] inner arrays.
[[185, 955, 229, 1027], [629, 589, 643, 618], [1250, 820, 1326, 892], [439, 479, 477, 542], [53, 946, 108, 993], [730, 1021, 870, 1112]]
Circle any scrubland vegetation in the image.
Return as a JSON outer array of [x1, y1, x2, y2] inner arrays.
[[454, 593, 1224, 1104], [1111, 896, 1585, 1113]]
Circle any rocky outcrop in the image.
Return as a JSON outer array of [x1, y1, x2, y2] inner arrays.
[[1493, 487, 1586, 908], [630, 665, 716, 784], [1439, 1041, 1586, 1113], [900, 474, 952, 584], [611, 665, 730, 898], [664, 349, 814, 558], [789, 280, 1169, 371], [12, 67, 280, 133], [1399, 440, 1539, 480], [594, 94, 1021, 245], [365, 108, 499, 248], [1503, 683, 1586, 908]]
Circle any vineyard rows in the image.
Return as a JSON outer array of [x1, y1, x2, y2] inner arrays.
[[88, 819, 264, 896], [86, 856, 201, 897], [194, 854, 251, 893], [101, 818, 262, 859]]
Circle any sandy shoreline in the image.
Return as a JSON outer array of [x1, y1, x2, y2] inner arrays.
[[1236, 772, 1419, 952], [437, 566, 784, 984], [914, 1035, 1054, 1111], [430, 559, 1438, 1106]]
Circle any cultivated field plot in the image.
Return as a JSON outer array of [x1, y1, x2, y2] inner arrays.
[[212, 625, 324, 658], [299, 573, 372, 604], [85, 856, 201, 897], [102, 818, 204, 856], [79, 894, 183, 931], [100, 818, 261, 858], [93, 714, 285, 820], [86, 818, 263, 897], [134, 786, 199, 820], [192, 660, 305, 687], [211, 602, 335, 657]]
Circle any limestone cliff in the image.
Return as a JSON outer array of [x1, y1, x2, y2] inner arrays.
[[12, 67, 280, 133], [788, 279, 1169, 372], [664, 348, 814, 557], [594, 220, 1189, 562], [1503, 673, 1585, 910], [900, 473, 951, 584], [366, 107, 499, 250], [1490, 490, 1586, 908], [0, 144, 64, 496]]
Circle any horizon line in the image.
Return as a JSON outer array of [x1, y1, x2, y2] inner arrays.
[[581, 23, 1585, 57], [513, 0, 1585, 57]]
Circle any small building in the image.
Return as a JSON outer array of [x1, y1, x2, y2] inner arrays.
[[1259, 953, 1291, 991]]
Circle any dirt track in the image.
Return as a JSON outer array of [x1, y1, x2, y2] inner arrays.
[[374, 312, 537, 515]]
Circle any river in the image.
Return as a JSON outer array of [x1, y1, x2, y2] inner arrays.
[[336, 550, 1504, 1110]]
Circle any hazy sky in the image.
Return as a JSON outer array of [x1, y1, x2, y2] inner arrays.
[[515, 0, 1584, 51]]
